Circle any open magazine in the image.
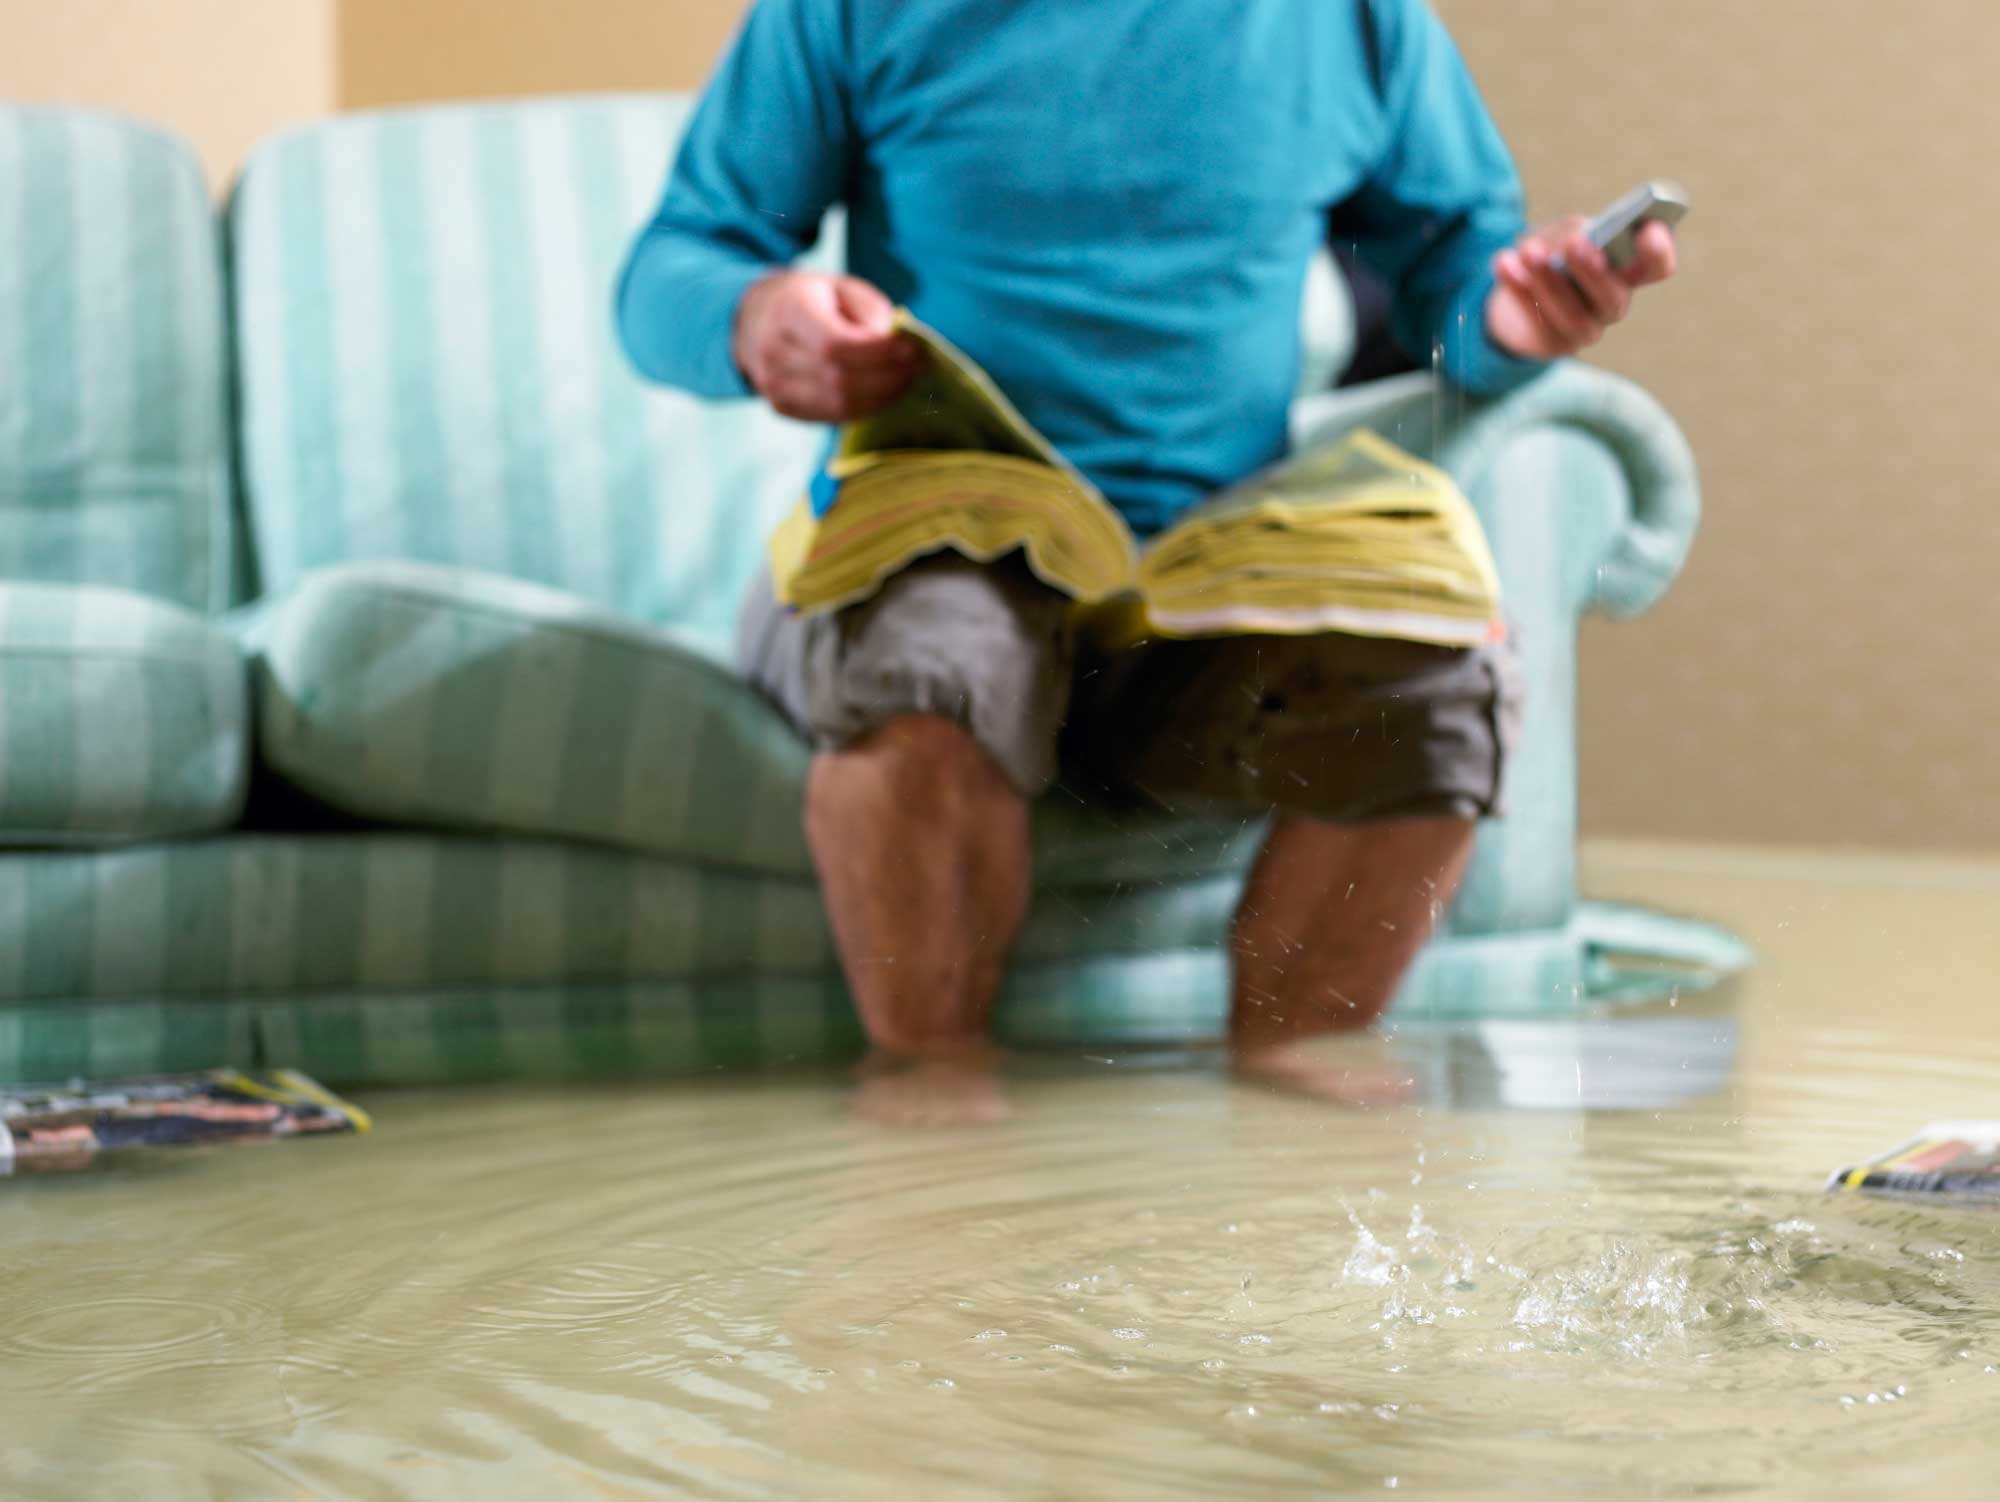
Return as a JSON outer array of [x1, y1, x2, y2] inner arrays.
[[767, 313, 1504, 647], [1, 1069, 369, 1175]]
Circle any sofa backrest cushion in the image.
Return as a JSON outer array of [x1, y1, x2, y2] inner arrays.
[[0, 107, 233, 614], [229, 94, 826, 636]]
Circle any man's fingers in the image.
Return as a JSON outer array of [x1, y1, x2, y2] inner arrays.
[[826, 333, 921, 371], [766, 351, 917, 421], [775, 317, 917, 371], [1558, 233, 1631, 324], [776, 301, 918, 370], [1517, 242, 1600, 345], [831, 274, 898, 337], [1621, 220, 1678, 286]]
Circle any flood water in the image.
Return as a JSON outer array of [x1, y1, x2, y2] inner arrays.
[[3, 846, 1997, 1500]]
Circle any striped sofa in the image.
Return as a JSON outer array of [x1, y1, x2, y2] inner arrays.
[[0, 98, 1743, 1087]]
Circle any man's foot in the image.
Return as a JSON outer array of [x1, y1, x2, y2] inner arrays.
[[1230, 1039, 1417, 1107], [850, 1043, 1012, 1129]]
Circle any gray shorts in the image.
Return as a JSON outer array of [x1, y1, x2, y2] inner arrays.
[[737, 549, 1522, 823]]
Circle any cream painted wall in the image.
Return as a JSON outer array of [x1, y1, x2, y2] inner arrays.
[[337, 0, 742, 105], [1433, 0, 2000, 851], [0, 0, 337, 190]]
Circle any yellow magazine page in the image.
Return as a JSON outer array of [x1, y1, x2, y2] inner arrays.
[[838, 313, 1089, 486], [770, 312, 1134, 613], [1132, 429, 1503, 645]]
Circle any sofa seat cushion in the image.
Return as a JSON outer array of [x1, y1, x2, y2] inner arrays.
[[251, 560, 1264, 885], [0, 582, 247, 842]]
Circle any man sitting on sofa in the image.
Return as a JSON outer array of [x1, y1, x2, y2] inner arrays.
[[617, 0, 1676, 1101]]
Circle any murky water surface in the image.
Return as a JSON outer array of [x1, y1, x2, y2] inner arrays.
[[3, 850, 1997, 1499]]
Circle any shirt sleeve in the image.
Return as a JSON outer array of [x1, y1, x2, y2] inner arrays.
[[1337, 0, 1549, 396], [614, 0, 855, 398]]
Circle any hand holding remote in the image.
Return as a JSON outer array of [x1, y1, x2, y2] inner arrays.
[[1485, 180, 1686, 361]]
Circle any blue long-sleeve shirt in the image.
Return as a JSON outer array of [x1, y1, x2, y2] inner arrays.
[[617, 0, 1546, 534]]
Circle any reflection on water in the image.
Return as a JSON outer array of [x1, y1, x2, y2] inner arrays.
[[2, 854, 1998, 1499]]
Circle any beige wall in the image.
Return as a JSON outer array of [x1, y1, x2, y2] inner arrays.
[[0, 0, 337, 189], [1434, 0, 2000, 851], [337, 0, 740, 106]]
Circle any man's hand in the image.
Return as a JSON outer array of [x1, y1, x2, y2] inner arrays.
[[732, 271, 921, 422], [1485, 216, 1677, 362]]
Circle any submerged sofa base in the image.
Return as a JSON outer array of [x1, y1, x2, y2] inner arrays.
[[0, 825, 1749, 1086]]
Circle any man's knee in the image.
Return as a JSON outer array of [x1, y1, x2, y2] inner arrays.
[[805, 712, 1013, 836], [801, 552, 1074, 797]]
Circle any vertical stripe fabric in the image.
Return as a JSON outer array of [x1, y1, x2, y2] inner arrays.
[[229, 97, 827, 633], [0, 108, 231, 613], [0, 824, 1739, 1086], [0, 582, 247, 841]]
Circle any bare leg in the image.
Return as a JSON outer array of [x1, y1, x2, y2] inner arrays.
[[1229, 814, 1475, 1099], [805, 713, 1031, 1062]]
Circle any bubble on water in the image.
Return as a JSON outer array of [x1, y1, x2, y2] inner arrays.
[[931, 1378, 956, 1390], [1111, 1328, 1146, 1341], [974, 1329, 1006, 1341], [1239, 1333, 1271, 1346]]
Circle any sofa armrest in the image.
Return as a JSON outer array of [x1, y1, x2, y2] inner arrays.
[[1289, 362, 1699, 619]]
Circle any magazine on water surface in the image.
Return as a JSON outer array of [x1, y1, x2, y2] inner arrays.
[[0, 1069, 369, 1176], [1826, 1122, 2000, 1201]]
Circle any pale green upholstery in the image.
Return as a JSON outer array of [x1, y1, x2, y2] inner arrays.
[[0, 97, 1737, 1085], [0, 583, 246, 842], [0, 108, 233, 611], [230, 96, 818, 636], [0, 108, 247, 845], [0, 829, 1740, 1086]]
